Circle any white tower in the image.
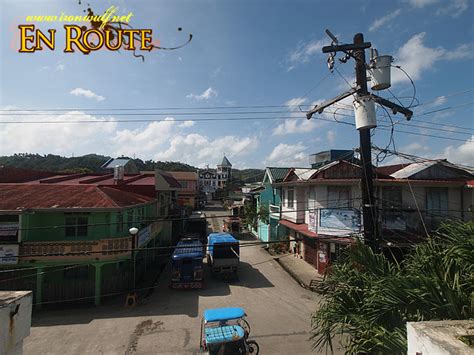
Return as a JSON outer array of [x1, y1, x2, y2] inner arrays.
[[216, 155, 232, 188]]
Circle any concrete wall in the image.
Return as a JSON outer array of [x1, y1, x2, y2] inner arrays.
[[0, 291, 32, 355], [407, 320, 473, 355]]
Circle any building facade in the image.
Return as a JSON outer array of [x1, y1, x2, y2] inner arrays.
[[166, 171, 199, 209], [198, 155, 233, 195], [254, 152, 473, 275], [0, 166, 181, 306]]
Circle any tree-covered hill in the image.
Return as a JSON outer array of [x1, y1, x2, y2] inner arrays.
[[0, 153, 264, 183]]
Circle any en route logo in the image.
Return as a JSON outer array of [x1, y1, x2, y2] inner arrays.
[[17, 5, 192, 61]]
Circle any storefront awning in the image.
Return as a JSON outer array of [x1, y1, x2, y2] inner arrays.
[[278, 219, 354, 244]]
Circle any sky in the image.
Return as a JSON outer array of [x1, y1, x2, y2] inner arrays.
[[0, 0, 473, 169]]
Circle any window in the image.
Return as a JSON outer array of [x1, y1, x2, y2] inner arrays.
[[287, 187, 294, 208], [308, 187, 317, 210], [426, 188, 448, 215], [0, 215, 19, 242], [116, 212, 124, 233], [180, 181, 188, 188], [327, 186, 351, 208], [382, 187, 402, 209], [127, 210, 134, 228], [65, 214, 88, 237]]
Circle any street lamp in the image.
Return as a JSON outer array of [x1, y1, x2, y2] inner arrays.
[[129, 227, 139, 290]]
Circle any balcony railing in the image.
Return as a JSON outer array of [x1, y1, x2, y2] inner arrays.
[[19, 236, 133, 262], [269, 204, 281, 219]]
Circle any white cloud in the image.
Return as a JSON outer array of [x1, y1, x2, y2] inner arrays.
[[439, 136, 474, 166], [287, 37, 326, 71], [186, 87, 218, 101], [392, 32, 474, 84], [70, 88, 105, 102], [432, 95, 447, 107], [436, 0, 468, 17], [285, 97, 307, 109], [0, 111, 117, 156], [112, 118, 176, 157], [327, 130, 336, 145], [155, 134, 258, 166], [56, 62, 65, 72], [369, 9, 401, 32], [266, 142, 307, 166], [406, 0, 438, 8], [0, 109, 257, 168], [179, 120, 195, 128]]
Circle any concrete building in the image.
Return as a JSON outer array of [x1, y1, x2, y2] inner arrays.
[[198, 155, 233, 195], [166, 171, 199, 209], [0, 291, 32, 355], [0, 167, 181, 306]]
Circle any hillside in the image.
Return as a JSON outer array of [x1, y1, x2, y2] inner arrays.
[[0, 153, 264, 183]]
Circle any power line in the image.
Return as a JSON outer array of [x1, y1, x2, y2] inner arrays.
[[0, 88, 471, 113]]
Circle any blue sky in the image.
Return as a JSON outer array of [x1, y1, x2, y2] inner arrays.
[[1, 0, 473, 169]]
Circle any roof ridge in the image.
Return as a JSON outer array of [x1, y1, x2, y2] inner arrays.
[[96, 186, 120, 208]]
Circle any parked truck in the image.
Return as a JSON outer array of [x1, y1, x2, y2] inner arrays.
[[206, 233, 240, 275], [184, 211, 208, 246]]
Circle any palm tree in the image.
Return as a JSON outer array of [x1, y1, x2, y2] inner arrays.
[[311, 221, 473, 354]]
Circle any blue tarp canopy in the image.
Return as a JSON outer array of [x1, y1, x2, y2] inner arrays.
[[204, 325, 244, 345], [203, 307, 246, 322], [207, 233, 238, 246]]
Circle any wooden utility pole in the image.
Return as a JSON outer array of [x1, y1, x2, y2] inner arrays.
[[353, 33, 377, 251], [306, 30, 413, 252]]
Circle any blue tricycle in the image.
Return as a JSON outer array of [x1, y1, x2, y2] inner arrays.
[[200, 307, 259, 354]]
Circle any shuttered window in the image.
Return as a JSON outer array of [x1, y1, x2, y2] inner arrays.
[[426, 188, 448, 215]]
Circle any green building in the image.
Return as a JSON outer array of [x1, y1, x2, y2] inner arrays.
[[0, 183, 165, 307], [255, 167, 291, 242]]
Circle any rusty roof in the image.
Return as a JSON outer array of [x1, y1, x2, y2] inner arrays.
[[165, 171, 198, 181], [0, 184, 155, 211], [0, 166, 58, 183]]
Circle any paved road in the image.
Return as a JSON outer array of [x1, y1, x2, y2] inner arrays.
[[24, 203, 341, 354]]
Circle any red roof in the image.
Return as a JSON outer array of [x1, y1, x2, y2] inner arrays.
[[279, 219, 317, 238], [0, 166, 58, 183], [0, 184, 155, 210], [166, 171, 198, 181]]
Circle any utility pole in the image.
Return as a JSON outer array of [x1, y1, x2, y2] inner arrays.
[[353, 33, 377, 251], [306, 30, 413, 252]]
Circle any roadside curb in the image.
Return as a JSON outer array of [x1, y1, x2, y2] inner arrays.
[[272, 255, 313, 291]]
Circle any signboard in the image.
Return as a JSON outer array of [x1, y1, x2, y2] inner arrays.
[[137, 225, 152, 247], [0, 244, 19, 265], [318, 208, 361, 236], [308, 210, 317, 232]]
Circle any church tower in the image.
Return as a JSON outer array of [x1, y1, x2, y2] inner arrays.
[[216, 155, 232, 188]]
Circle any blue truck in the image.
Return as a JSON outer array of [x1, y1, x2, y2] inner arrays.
[[206, 233, 240, 275], [171, 238, 204, 289]]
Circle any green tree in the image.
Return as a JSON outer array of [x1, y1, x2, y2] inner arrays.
[[242, 204, 269, 230], [311, 221, 474, 354]]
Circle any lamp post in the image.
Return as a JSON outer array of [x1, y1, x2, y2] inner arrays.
[[129, 227, 139, 290]]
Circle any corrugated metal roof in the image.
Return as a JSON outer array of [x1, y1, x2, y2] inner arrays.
[[390, 161, 438, 179], [166, 171, 198, 181], [0, 184, 155, 210], [294, 168, 318, 181], [267, 167, 291, 183], [101, 158, 131, 169]]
